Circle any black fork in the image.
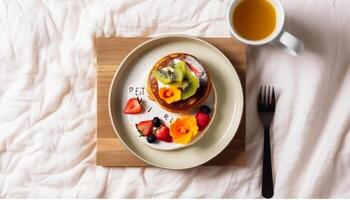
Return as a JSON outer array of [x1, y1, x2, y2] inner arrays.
[[258, 86, 276, 198]]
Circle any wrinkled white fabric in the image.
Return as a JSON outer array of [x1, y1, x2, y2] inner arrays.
[[0, 0, 349, 198]]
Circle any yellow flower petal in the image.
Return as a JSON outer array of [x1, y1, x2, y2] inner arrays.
[[159, 86, 181, 104], [170, 116, 199, 144]]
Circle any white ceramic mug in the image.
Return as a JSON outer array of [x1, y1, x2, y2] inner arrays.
[[227, 0, 304, 56]]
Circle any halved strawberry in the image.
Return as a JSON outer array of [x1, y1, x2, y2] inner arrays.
[[124, 98, 143, 114], [136, 120, 153, 136], [155, 125, 172, 142], [196, 112, 211, 131]]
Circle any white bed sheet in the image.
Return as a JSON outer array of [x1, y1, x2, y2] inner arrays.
[[0, 0, 349, 198]]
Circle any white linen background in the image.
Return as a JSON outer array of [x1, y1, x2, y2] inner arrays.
[[0, 0, 349, 198]]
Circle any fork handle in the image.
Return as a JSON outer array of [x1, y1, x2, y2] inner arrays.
[[262, 127, 274, 198]]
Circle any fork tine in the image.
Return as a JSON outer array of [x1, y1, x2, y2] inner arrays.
[[258, 86, 263, 105], [263, 86, 267, 105], [268, 86, 271, 105], [272, 86, 275, 106]]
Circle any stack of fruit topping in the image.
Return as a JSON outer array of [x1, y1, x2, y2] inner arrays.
[[152, 61, 200, 104]]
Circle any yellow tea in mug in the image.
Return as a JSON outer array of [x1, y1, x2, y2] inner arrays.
[[233, 0, 276, 40]]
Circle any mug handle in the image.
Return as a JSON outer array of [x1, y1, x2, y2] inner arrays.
[[271, 30, 304, 56]]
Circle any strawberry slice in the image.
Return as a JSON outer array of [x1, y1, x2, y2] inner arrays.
[[155, 125, 172, 142], [186, 61, 202, 77], [136, 120, 153, 136], [196, 112, 211, 131], [123, 98, 143, 114]]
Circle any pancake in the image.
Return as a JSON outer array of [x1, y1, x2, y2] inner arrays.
[[147, 53, 212, 113]]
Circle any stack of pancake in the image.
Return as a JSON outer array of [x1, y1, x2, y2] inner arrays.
[[147, 53, 212, 113]]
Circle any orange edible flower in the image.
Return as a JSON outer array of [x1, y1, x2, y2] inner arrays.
[[159, 86, 181, 104], [170, 116, 199, 144]]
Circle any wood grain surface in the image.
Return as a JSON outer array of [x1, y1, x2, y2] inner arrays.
[[95, 37, 246, 167]]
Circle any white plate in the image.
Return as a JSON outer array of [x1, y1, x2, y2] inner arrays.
[[109, 35, 243, 169]]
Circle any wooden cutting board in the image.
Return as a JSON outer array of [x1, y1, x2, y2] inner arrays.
[[95, 37, 246, 167]]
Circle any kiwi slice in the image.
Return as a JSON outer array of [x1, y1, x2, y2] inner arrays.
[[152, 66, 175, 84], [175, 61, 186, 74], [153, 65, 184, 85], [169, 80, 189, 90], [181, 68, 200, 100], [173, 63, 184, 84]]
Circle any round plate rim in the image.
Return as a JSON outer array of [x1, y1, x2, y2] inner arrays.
[[108, 34, 244, 169]]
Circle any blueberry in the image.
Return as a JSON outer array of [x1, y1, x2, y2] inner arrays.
[[152, 117, 161, 127], [147, 134, 157, 143], [200, 105, 211, 114]]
